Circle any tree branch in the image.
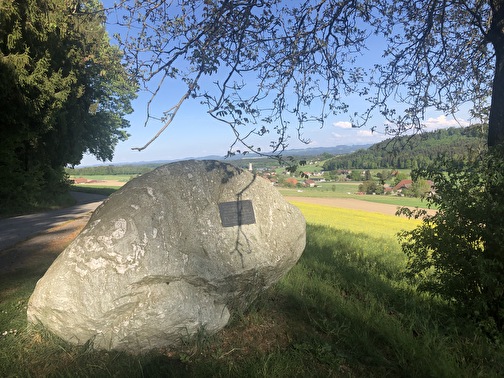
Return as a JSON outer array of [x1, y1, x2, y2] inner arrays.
[[131, 70, 203, 151]]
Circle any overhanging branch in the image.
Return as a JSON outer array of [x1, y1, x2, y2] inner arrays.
[[131, 70, 203, 151]]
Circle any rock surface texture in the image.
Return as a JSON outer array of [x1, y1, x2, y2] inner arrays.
[[27, 160, 306, 353]]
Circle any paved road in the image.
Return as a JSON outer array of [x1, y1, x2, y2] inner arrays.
[[0, 192, 106, 251]]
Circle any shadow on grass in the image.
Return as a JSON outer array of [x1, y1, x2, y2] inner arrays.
[[268, 224, 454, 376], [1, 224, 503, 377], [156, 224, 504, 377], [70, 185, 119, 197]]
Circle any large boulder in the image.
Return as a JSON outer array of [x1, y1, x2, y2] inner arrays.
[[27, 160, 305, 353]]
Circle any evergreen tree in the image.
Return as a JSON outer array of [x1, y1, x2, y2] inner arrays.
[[0, 0, 136, 212], [322, 125, 486, 171]]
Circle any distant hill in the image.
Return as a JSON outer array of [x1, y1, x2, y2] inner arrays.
[[322, 125, 487, 170], [268, 145, 373, 158], [75, 145, 370, 168], [70, 126, 487, 176], [68, 144, 370, 175], [129, 145, 371, 164]]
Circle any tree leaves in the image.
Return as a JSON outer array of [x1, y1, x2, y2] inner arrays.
[[398, 144, 504, 335], [0, 0, 136, 209], [113, 0, 374, 155], [113, 0, 503, 152]]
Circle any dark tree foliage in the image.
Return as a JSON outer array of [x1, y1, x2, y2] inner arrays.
[[398, 145, 504, 337], [358, 180, 383, 195], [111, 0, 503, 153], [0, 0, 136, 212]]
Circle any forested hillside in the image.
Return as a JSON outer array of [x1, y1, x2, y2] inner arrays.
[[323, 125, 487, 170]]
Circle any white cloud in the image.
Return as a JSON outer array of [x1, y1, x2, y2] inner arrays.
[[356, 129, 375, 137], [424, 115, 469, 129], [331, 132, 343, 139], [333, 121, 353, 129]]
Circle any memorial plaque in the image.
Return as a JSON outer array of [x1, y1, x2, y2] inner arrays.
[[219, 200, 256, 227]]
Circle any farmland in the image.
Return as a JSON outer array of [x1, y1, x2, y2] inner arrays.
[[70, 174, 433, 212], [290, 201, 422, 235], [279, 185, 430, 209], [1, 179, 503, 376]]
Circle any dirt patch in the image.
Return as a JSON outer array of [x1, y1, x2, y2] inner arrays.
[[284, 196, 437, 217], [78, 180, 126, 187]]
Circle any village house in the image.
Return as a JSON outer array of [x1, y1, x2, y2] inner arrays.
[[284, 177, 298, 187], [304, 179, 316, 187], [393, 179, 413, 192], [392, 179, 435, 195]]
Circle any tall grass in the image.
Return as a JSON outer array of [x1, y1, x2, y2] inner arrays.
[[1, 204, 503, 377]]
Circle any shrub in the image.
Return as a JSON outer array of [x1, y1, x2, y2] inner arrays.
[[398, 145, 504, 337], [402, 179, 432, 198], [358, 180, 384, 195]]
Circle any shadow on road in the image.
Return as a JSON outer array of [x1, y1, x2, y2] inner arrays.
[[0, 192, 106, 252]]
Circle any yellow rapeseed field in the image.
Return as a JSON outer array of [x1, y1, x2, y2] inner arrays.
[[290, 201, 422, 239]]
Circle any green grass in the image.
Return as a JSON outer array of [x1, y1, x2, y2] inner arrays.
[[353, 194, 431, 208], [279, 182, 360, 198], [71, 185, 120, 196], [69, 174, 133, 182], [1, 203, 502, 376], [278, 183, 432, 209]]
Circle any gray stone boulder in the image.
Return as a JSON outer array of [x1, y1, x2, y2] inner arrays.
[[27, 160, 305, 353]]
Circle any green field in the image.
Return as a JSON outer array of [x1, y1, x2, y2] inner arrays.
[[279, 184, 432, 209], [69, 175, 129, 192], [279, 182, 360, 198], [69, 174, 432, 210], [291, 201, 422, 237], [69, 174, 133, 182], [1, 197, 502, 376]]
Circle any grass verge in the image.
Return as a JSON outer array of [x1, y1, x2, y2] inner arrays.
[[70, 185, 119, 196], [0, 191, 76, 219], [1, 204, 502, 377]]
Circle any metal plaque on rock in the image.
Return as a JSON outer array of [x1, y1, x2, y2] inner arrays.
[[218, 200, 256, 227]]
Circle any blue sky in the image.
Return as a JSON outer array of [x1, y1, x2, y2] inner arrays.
[[77, 2, 471, 167], [78, 90, 469, 166], [78, 68, 471, 166]]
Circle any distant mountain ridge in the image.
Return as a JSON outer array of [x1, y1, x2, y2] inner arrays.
[[79, 144, 372, 168], [74, 126, 486, 172]]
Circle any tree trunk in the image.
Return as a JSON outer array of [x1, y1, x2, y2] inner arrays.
[[488, 45, 504, 147], [488, 0, 504, 147]]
